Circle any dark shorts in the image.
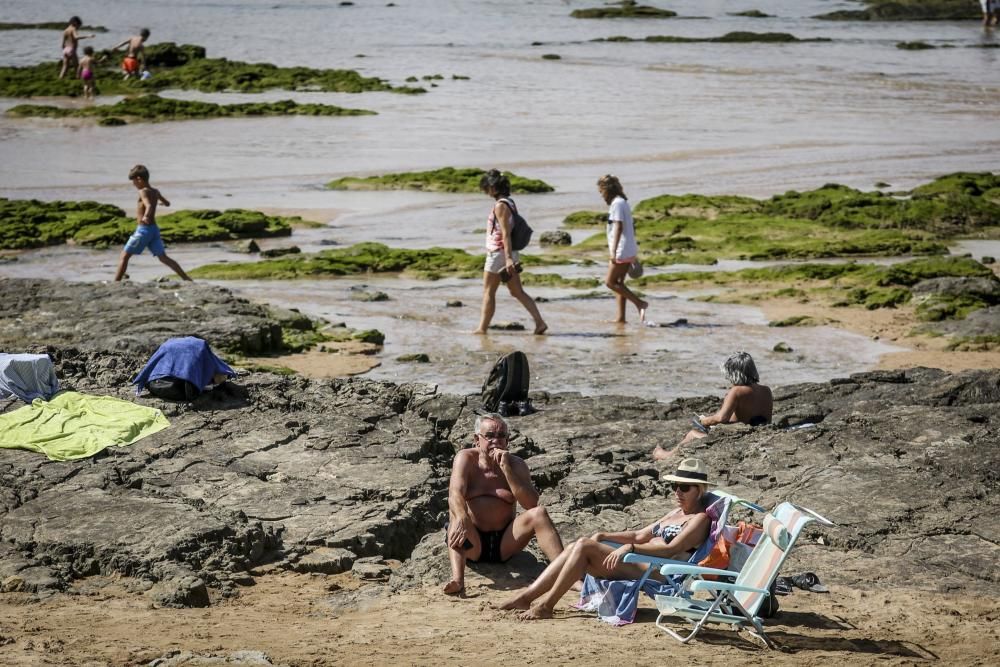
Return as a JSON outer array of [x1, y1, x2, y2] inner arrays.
[[444, 521, 512, 564]]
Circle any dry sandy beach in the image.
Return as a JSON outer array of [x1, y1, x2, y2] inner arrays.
[[2, 569, 998, 666]]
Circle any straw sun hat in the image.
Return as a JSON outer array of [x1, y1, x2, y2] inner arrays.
[[662, 458, 717, 487]]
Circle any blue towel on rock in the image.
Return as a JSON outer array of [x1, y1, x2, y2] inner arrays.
[[0, 353, 59, 403], [131, 337, 235, 395]]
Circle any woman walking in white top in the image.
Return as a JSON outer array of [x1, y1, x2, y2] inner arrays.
[[598, 174, 647, 323]]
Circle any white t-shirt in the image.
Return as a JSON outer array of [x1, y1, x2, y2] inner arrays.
[[606, 196, 638, 262]]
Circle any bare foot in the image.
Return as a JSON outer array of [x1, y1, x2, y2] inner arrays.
[[534, 323, 548, 335], [602, 318, 626, 324], [519, 605, 554, 621], [443, 580, 464, 595], [470, 329, 486, 335], [652, 445, 676, 462], [497, 595, 531, 611], [638, 302, 649, 323]]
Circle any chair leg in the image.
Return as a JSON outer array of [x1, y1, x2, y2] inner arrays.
[[655, 595, 728, 644]]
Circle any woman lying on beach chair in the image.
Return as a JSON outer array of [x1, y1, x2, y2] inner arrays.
[[499, 458, 715, 620]]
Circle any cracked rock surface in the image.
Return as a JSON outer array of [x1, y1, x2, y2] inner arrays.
[[2, 345, 997, 606]]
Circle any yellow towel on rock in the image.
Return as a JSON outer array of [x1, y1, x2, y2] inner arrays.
[[0, 391, 169, 461]]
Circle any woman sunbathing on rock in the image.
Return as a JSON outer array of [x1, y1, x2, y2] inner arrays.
[[653, 351, 773, 461], [499, 458, 714, 620]]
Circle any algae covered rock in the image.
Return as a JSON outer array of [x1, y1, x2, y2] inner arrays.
[[539, 231, 572, 246], [7, 94, 376, 123], [0, 22, 107, 31], [598, 32, 826, 44], [815, 0, 980, 21], [327, 167, 554, 193], [572, 172, 1000, 266], [0, 41, 422, 98], [0, 198, 303, 250], [572, 2, 678, 19], [189, 242, 487, 280]]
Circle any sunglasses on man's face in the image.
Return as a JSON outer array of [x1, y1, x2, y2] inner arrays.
[[478, 431, 508, 441], [671, 483, 693, 493]]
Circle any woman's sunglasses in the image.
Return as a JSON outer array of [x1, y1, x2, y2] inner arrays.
[[670, 483, 693, 493]]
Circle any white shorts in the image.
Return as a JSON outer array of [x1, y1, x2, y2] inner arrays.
[[484, 250, 519, 274]]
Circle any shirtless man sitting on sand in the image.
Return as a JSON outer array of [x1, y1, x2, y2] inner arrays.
[[653, 351, 773, 461], [443, 413, 564, 595]]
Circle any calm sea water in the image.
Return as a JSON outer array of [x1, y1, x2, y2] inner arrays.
[[1, 1, 996, 399]]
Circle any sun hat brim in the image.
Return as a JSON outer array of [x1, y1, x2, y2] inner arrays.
[[662, 472, 717, 487]]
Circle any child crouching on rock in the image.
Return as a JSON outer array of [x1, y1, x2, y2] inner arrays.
[[114, 164, 192, 283]]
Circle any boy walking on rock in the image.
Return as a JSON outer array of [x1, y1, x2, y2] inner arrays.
[[115, 165, 192, 282]]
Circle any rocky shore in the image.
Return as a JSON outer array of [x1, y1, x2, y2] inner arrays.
[[1, 280, 997, 609]]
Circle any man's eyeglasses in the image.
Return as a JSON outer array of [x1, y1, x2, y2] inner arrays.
[[670, 483, 693, 493], [478, 431, 508, 441]]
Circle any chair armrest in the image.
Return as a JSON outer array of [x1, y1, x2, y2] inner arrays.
[[689, 580, 770, 595], [659, 563, 739, 578], [795, 504, 837, 527]]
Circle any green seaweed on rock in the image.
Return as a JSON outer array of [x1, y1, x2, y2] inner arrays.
[[0, 42, 423, 97], [7, 94, 376, 123], [815, 0, 980, 21], [597, 32, 828, 44], [0, 22, 107, 31], [563, 173, 999, 266], [327, 167, 554, 193], [572, 2, 677, 19], [0, 198, 304, 250]]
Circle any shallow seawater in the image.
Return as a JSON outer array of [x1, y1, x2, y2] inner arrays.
[[0, 0, 991, 398]]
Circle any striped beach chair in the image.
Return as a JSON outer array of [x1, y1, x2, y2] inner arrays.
[[653, 501, 835, 648]]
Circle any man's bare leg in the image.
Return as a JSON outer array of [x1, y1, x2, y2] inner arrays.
[[114, 251, 133, 281], [443, 546, 466, 595], [158, 254, 193, 281]]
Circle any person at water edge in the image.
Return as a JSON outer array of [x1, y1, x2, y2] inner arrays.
[[472, 169, 548, 335], [114, 165, 192, 283], [443, 413, 564, 595], [653, 351, 773, 461], [78, 46, 98, 99], [60, 17, 95, 79], [116, 28, 150, 79], [982, 0, 999, 26], [598, 174, 647, 323], [500, 457, 714, 620]]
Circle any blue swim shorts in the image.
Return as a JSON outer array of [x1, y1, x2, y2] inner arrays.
[[123, 224, 166, 256]]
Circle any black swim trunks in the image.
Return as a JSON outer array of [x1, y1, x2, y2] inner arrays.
[[443, 521, 512, 563], [472, 524, 511, 564]]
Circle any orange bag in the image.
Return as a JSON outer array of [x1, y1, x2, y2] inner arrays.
[[697, 521, 762, 579]]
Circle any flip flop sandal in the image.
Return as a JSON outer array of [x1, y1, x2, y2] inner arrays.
[[791, 572, 828, 593]]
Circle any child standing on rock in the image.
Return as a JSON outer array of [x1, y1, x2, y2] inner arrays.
[[78, 46, 97, 98], [115, 164, 192, 283]]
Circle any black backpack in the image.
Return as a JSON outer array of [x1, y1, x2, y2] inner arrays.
[[498, 198, 533, 251], [481, 351, 530, 411], [148, 376, 201, 401]]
